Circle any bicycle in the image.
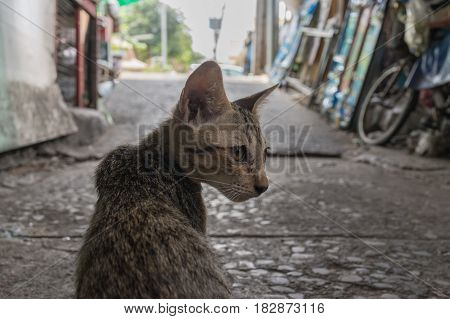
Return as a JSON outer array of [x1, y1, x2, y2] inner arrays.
[[357, 31, 449, 146]]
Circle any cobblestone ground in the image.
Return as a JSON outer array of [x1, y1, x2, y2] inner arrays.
[[1, 74, 450, 298]]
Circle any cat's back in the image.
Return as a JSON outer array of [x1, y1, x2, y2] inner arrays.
[[76, 204, 229, 298], [94, 143, 169, 203], [76, 144, 230, 298]]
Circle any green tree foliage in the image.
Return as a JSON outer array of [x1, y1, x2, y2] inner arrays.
[[120, 0, 203, 70]]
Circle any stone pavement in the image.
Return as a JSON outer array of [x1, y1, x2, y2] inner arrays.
[[1, 73, 449, 298]]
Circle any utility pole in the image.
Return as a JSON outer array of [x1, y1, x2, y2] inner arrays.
[[160, 3, 167, 67], [253, 0, 266, 75], [209, 4, 225, 61], [265, 0, 278, 72], [253, 0, 278, 74]]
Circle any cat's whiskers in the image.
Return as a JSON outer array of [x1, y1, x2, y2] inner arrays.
[[219, 185, 236, 200], [228, 189, 239, 202], [185, 176, 256, 196], [223, 184, 254, 202]]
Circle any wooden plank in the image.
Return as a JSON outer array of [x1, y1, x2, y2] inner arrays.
[[286, 76, 314, 96], [75, 8, 90, 107], [301, 27, 335, 38], [73, 0, 97, 17], [88, 15, 98, 108]]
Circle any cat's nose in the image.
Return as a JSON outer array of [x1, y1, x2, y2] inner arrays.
[[254, 174, 269, 195], [254, 185, 268, 195]]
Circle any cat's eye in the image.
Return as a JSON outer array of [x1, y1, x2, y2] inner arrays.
[[230, 145, 247, 163]]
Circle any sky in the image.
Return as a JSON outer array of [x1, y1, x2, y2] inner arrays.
[[160, 0, 257, 63]]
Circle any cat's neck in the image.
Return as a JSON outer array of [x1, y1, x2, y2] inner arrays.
[[138, 120, 207, 233], [139, 119, 196, 174], [138, 119, 183, 174]]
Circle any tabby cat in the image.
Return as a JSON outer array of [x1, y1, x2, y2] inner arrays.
[[76, 61, 276, 298]]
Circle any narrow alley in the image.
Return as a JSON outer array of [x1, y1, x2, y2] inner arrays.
[[1, 74, 449, 298]]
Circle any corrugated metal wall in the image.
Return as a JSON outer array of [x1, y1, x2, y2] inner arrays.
[[56, 0, 77, 106]]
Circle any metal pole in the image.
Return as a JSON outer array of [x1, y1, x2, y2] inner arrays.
[[75, 7, 84, 107], [160, 3, 167, 67], [265, 0, 273, 71], [210, 4, 225, 61], [213, 30, 218, 61], [88, 13, 98, 108]]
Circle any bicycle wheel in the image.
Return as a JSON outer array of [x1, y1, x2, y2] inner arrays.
[[357, 63, 417, 145]]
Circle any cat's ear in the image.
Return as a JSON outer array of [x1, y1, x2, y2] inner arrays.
[[233, 84, 278, 113], [176, 61, 231, 124]]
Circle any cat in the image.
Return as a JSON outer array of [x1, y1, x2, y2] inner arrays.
[[75, 61, 277, 298]]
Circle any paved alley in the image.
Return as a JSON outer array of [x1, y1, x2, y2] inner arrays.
[[1, 74, 450, 298]]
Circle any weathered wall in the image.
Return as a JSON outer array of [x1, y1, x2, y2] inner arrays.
[[0, 0, 77, 153]]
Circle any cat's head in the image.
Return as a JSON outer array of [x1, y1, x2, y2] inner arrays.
[[171, 61, 277, 202]]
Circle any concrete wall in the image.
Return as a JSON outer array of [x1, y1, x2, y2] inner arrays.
[[0, 0, 77, 153]]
